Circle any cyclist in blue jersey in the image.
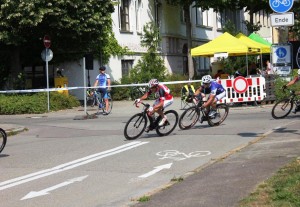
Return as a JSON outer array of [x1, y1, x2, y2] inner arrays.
[[93, 66, 111, 115], [194, 75, 226, 118]]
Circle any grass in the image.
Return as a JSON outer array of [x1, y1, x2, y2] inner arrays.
[[239, 157, 300, 207]]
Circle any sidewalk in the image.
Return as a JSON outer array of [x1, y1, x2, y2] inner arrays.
[[132, 120, 300, 207]]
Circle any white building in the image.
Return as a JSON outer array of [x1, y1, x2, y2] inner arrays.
[[56, 0, 272, 99]]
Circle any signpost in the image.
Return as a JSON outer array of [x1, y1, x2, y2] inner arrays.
[[269, 0, 294, 77], [41, 35, 53, 112]]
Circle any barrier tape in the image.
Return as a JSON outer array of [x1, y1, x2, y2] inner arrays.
[[0, 77, 266, 104], [0, 80, 202, 94]]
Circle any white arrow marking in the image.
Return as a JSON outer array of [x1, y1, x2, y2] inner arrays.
[[1, 141, 148, 191], [138, 163, 173, 178], [21, 175, 88, 200]]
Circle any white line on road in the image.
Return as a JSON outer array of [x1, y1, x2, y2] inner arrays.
[[21, 175, 89, 200], [0, 141, 148, 191], [138, 163, 173, 178]]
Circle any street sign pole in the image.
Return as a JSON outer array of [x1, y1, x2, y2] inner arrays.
[[42, 35, 52, 112], [46, 48, 50, 112]]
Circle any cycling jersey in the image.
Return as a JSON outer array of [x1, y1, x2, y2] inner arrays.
[[201, 81, 225, 95], [147, 84, 173, 102], [96, 73, 110, 88]]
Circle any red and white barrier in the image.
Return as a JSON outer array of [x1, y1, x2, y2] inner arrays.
[[217, 76, 266, 103]]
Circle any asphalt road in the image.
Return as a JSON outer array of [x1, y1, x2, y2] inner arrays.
[[0, 99, 297, 207]]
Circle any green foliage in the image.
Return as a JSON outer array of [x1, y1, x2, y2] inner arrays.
[[129, 22, 167, 83], [0, 0, 124, 69], [242, 20, 262, 34], [0, 92, 80, 115], [222, 20, 240, 36]]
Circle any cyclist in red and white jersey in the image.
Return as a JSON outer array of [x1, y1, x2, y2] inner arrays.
[[135, 79, 173, 131], [282, 69, 300, 113]]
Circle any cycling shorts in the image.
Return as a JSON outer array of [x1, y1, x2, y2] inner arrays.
[[97, 88, 109, 99]]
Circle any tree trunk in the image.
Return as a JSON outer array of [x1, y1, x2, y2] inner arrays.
[[184, 6, 194, 79]]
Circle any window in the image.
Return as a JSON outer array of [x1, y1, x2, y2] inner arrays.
[[121, 60, 134, 76], [120, 0, 130, 31], [135, 0, 142, 33], [195, 8, 211, 27]]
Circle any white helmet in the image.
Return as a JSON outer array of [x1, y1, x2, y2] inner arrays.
[[298, 69, 300, 75], [148, 79, 159, 88], [202, 75, 212, 84]]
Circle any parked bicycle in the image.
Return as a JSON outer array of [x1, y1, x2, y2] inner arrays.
[[86, 89, 113, 114], [124, 102, 178, 140], [130, 83, 147, 100], [0, 128, 7, 153], [271, 89, 300, 119], [178, 95, 229, 130]]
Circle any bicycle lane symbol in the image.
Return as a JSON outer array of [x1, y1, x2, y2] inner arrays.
[[269, 0, 293, 13], [156, 150, 211, 161]]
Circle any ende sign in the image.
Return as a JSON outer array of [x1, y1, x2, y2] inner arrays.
[[270, 12, 294, 26]]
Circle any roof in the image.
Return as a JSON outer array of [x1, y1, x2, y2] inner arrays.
[[236, 33, 270, 54], [191, 32, 257, 57]]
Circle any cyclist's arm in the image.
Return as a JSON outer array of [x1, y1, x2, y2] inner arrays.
[[93, 80, 99, 88], [107, 78, 111, 91], [286, 77, 298, 87], [202, 94, 215, 108], [193, 86, 203, 96]]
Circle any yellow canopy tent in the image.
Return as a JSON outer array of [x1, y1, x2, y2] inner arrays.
[[191, 32, 258, 57], [236, 33, 270, 54]]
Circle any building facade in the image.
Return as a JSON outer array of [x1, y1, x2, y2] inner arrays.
[[56, 0, 272, 99]]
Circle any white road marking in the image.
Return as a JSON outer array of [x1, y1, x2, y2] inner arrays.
[[138, 163, 173, 178], [0, 141, 148, 191], [21, 175, 88, 200]]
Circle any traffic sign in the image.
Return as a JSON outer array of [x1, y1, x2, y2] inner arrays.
[[43, 35, 51, 48], [271, 45, 291, 64], [233, 76, 248, 94], [269, 0, 294, 13], [270, 12, 294, 26], [41, 49, 53, 62]]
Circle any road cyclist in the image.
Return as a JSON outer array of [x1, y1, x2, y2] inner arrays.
[[178, 76, 229, 129], [135, 79, 174, 132], [93, 66, 111, 115], [281, 69, 300, 114], [124, 79, 178, 139]]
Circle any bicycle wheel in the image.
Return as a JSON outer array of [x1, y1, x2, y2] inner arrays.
[[207, 104, 229, 126], [0, 128, 7, 153], [271, 99, 293, 119], [103, 92, 113, 114], [178, 106, 200, 130], [124, 113, 147, 140], [156, 110, 178, 136]]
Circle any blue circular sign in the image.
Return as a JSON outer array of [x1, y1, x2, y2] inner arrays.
[[276, 47, 287, 58], [269, 0, 294, 13]]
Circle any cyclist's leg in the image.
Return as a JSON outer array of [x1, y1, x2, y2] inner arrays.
[[158, 98, 174, 126]]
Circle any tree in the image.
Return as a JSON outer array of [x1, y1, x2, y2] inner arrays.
[[0, 0, 125, 77], [129, 22, 167, 83]]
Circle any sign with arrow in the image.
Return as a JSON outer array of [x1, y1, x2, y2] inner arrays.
[[21, 175, 88, 200], [138, 163, 173, 178]]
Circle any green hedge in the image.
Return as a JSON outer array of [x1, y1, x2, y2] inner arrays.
[[0, 92, 80, 115]]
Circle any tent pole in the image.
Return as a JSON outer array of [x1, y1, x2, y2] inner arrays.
[[246, 53, 248, 76]]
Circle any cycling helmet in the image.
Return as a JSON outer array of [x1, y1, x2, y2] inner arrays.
[[148, 79, 159, 88], [201, 75, 212, 84], [99, 66, 106, 71]]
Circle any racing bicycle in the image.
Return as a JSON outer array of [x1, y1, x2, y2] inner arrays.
[[0, 128, 7, 153], [271, 89, 300, 119], [178, 95, 229, 130], [124, 102, 178, 140], [86, 89, 113, 114]]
